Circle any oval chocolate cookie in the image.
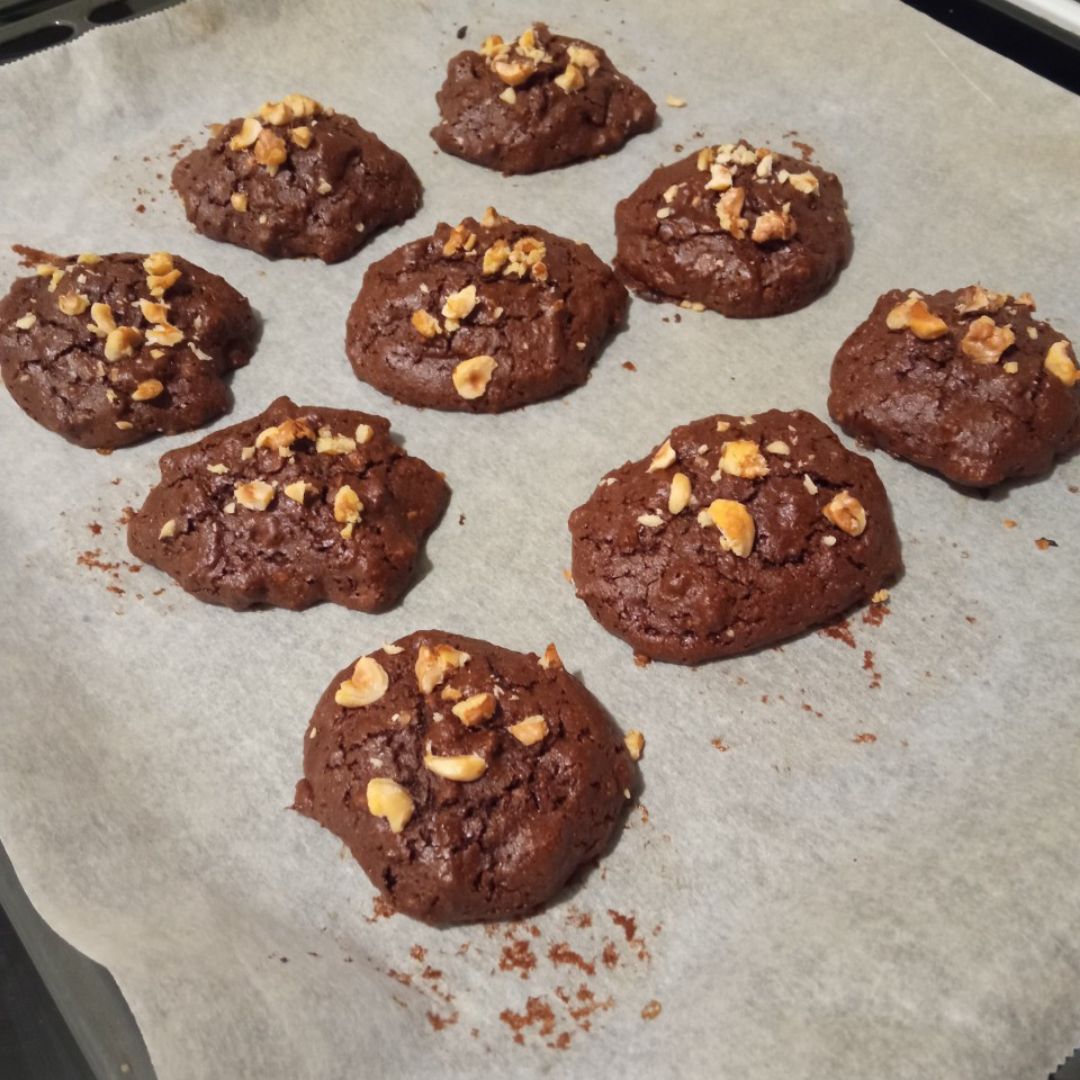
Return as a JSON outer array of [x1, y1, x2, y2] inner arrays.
[[829, 287, 1080, 488], [128, 397, 448, 611], [173, 94, 421, 263], [431, 23, 655, 175], [345, 208, 628, 412], [614, 141, 852, 317], [294, 632, 636, 924], [569, 410, 901, 663], [0, 247, 256, 449]]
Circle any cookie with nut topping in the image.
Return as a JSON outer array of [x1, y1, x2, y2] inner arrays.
[[345, 208, 628, 412], [127, 396, 448, 611], [172, 94, 421, 263], [0, 246, 256, 449], [569, 410, 901, 663], [614, 141, 852, 317], [294, 631, 636, 924], [829, 287, 1080, 487], [431, 24, 655, 175]]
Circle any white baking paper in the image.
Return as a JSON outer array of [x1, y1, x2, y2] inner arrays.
[[1, 1, 1079, 1077]]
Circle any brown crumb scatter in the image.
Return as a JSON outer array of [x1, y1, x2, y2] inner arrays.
[[135, 204, 146, 214], [633, 652, 651, 668], [601, 941, 619, 968], [641, 999, 663, 1021], [622, 360, 637, 371], [426, 1010, 458, 1031], [853, 732, 877, 744], [500, 996, 557, 1045], [77, 549, 120, 573], [547, 942, 596, 976], [458, 512, 466, 526], [562, 568, 574, 584], [409, 944, 426, 963], [791, 140, 815, 160], [106, 585, 125, 596], [499, 940, 538, 978], [820, 618, 856, 648], [364, 895, 395, 922], [1035, 537, 1058, 550], [965, 615, 976, 624], [711, 737, 730, 752], [87, 522, 102, 535], [386, 968, 411, 986], [421, 966, 443, 981], [607, 909, 637, 944], [862, 649, 881, 690], [566, 908, 592, 930]]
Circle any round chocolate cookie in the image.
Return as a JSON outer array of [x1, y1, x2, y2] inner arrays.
[[0, 247, 256, 449], [173, 94, 421, 263], [614, 141, 852, 317], [431, 23, 655, 175], [345, 208, 628, 412], [128, 396, 448, 611], [569, 410, 901, 663], [829, 287, 1080, 488], [294, 632, 636, 924]]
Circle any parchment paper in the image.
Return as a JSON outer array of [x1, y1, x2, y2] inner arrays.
[[1, 2, 1078, 1077]]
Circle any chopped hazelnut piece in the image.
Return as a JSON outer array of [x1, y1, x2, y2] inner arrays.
[[705, 163, 734, 192], [382, 643, 404, 655], [365, 778, 413, 833], [333, 485, 363, 531], [960, 316, 1015, 365], [104, 326, 143, 362], [256, 417, 316, 454], [696, 146, 714, 171], [411, 309, 442, 338], [567, 44, 600, 73], [283, 480, 309, 504], [730, 145, 757, 166], [354, 423, 373, 445], [871, 589, 890, 603], [624, 730, 645, 761], [58, 292, 89, 316], [234, 479, 276, 511], [131, 379, 164, 401], [138, 299, 169, 324], [415, 643, 470, 694], [662, 184, 681, 204], [146, 323, 184, 347], [716, 187, 749, 239], [290, 126, 313, 149], [539, 643, 563, 670], [206, 463, 228, 475], [1044, 340, 1079, 387], [499, 86, 517, 104], [765, 440, 790, 455], [90, 302, 116, 335], [442, 223, 477, 256], [493, 58, 535, 86], [46, 270, 64, 292], [253, 128, 288, 176], [751, 207, 797, 244], [647, 438, 676, 472], [452, 692, 497, 727], [703, 499, 756, 557], [719, 439, 769, 479], [481, 206, 502, 227], [716, 420, 731, 432], [114, 421, 134, 430], [315, 427, 357, 455], [335, 656, 390, 708], [508, 715, 548, 746], [240, 446, 255, 461], [423, 750, 488, 782], [665, 95, 687, 107], [554, 63, 585, 93], [669, 472, 691, 515], [14, 313, 36, 329], [637, 513, 664, 527], [656, 207, 673, 220], [281, 93, 321, 119], [802, 474, 818, 495], [480, 34, 507, 58], [452, 355, 497, 399], [441, 686, 463, 702], [1027, 326, 1038, 341], [885, 294, 949, 340], [442, 283, 478, 325], [316, 178, 332, 195], [158, 519, 177, 540], [786, 171, 819, 195], [229, 117, 262, 150], [34, 263, 57, 278], [147, 269, 181, 298], [76, 253, 102, 265], [755, 153, 774, 178], [504, 236, 547, 280], [482, 238, 511, 275], [230, 192, 248, 213], [954, 285, 1008, 316], [822, 490, 867, 536], [1003, 361, 1019, 374]]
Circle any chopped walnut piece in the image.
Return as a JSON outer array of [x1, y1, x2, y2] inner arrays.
[[423, 749, 488, 782], [88, 302, 116, 336], [504, 236, 547, 280], [751, 207, 797, 244], [315, 427, 357, 455], [482, 238, 511, 275], [624, 730, 645, 761], [786, 171, 819, 195], [234, 480, 275, 511], [147, 269, 181, 298], [131, 379, 163, 401], [13, 313, 36, 329], [554, 63, 585, 93], [255, 417, 316, 454], [253, 128, 288, 176], [954, 285, 1009, 316], [702, 499, 756, 557], [567, 44, 600, 73], [730, 144, 757, 166], [138, 299, 169, 324], [669, 472, 691, 515], [229, 117, 262, 150], [442, 224, 477, 256], [755, 153, 774, 178], [493, 58, 535, 86], [442, 284, 478, 327], [290, 126, 313, 149], [104, 326, 143, 362], [158, 519, 177, 540], [365, 778, 413, 833], [333, 485, 363, 528], [822, 490, 866, 536], [719, 439, 769, 479], [1015, 292, 1036, 308], [508, 715, 548, 746], [415, 643, 471, 694], [960, 316, 1015, 365], [647, 438, 676, 472], [283, 480, 310, 504], [885, 294, 949, 340], [539, 643, 563, 670], [1044, 340, 1079, 387], [705, 162, 734, 192], [452, 692, 497, 727], [281, 93, 321, 119], [56, 292, 89, 316], [452, 355, 497, 399], [696, 146, 715, 171], [230, 192, 248, 213], [335, 656, 390, 708], [411, 309, 442, 338], [716, 187, 748, 239], [146, 323, 184, 347]]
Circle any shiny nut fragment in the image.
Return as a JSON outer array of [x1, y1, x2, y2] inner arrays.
[[647, 438, 676, 472], [90, 302, 116, 335], [423, 750, 488, 782], [716, 187, 748, 240], [452, 355, 497, 399], [315, 426, 357, 455], [253, 128, 288, 176], [885, 294, 949, 340], [538, 642, 563, 670], [158, 518, 177, 540], [255, 417, 315, 454], [697, 146, 715, 171], [480, 34, 507, 59], [718, 439, 769, 479], [452, 692, 497, 727], [554, 63, 585, 93], [138, 299, 169, 324], [290, 126, 313, 149], [283, 480, 310, 504], [822, 490, 867, 536], [442, 223, 477, 256], [624, 730, 645, 761], [13, 313, 36, 329], [354, 423, 374, 445], [335, 656, 390, 708], [703, 499, 756, 557], [415, 643, 470, 694], [146, 323, 184, 347], [229, 116, 262, 150], [76, 253, 102, 265], [567, 44, 600, 73], [508, 715, 548, 746], [668, 472, 691, 515], [131, 379, 164, 401], [765, 440, 790, 455], [411, 309, 442, 338], [333, 484, 362, 526], [786, 171, 819, 195], [365, 778, 413, 833], [504, 236, 547, 280], [1044, 340, 1079, 387], [230, 192, 248, 213], [493, 58, 535, 86], [960, 316, 1015, 365], [442, 283, 477, 327], [705, 162, 734, 192], [234, 479, 275, 511], [751, 207, 797, 244], [499, 86, 517, 105], [954, 285, 1008, 316], [482, 238, 510, 275], [58, 292, 89, 316], [104, 326, 143, 362]]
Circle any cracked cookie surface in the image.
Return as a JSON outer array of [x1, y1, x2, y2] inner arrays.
[[569, 409, 901, 663], [294, 631, 635, 925]]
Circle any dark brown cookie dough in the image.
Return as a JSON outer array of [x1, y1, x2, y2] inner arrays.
[[431, 24, 655, 175], [829, 287, 1080, 488], [128, 397, 448, 611], [614, 141, 852, 317], [0, 247, 255, 449], [173, 94, 421, 263], [569, 410, 901, 663], [345, 208, 628, 412], [294, 631, 637, 924]]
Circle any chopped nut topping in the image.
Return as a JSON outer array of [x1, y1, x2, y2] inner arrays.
[[104, 326, 143, 362], [442, 223, 477, 256], [755, 153, 774, 178], [665, 94, 687, 107], [206, 463, 228, 474], [637, 513, 664, 527], [315, 427, 357, 455], [647, 439, 676, 472], [382, 643, 404, 655], [662, 184, 681, 204], [1027, 326, 1038, 341], [230, 192, 248, 213], [886, 294, 949, 339], [333, 485, 363, 527], [765, 440, 790, 455], [354, 423, 373, 445], [14, 313, 36, 329], [822, 535, 836, 547], [452, 692, 497, 727], [256, 417, 316, 454], [158, 519, 177, 540], [730, 144, 757, 166], [34, 263, 57, 277], [138, 298, 169, 324], [365, 778, 413, 833], [283, 480, 309, 504], [554, 63, 585, 93], [281, 93, 321, 119], [441, 686, 463, 702], [669, 472, 691, 514], [76, 253, 102, 265], [960, 316, 1015, 365], [656, 207, 673, 220], [539, 643, 563, 670], [624, 730, 645, 760], [716, 187, 749, 239], [452, 355, 497, 399], [719, 439, 769, 479], [786, 171, 819, 195], [423, 750, 488, 782], [114, 420, 134, 430], [822, 490, 867, 536], [716, 420, 731, 432], [411, 309, 442, 338], [57, 292, 89, 316], [415, 643, 470, 694], [482, 238, 511, 275], [234, 479, 276, 511], [499, 86, 517, 104], [146, 323, 184, 347], [705, 162, 734, 192], [290, 126, 313, 149], [240, 446, 255, 461], [131, 379, 164, 401], [703, 499, 756, 557], [316, 178, 332, 195], [1003, 361, 1019, 374], [143, 252, 180, 298], [803, 474, 818, 495], [1015, 292, 1036, 308], [954, 285, 1008, 316], [751, 207, 797, 244], [493, 58, 535, 86], [480, 34, 507, 59], [229, 117, 263, 150], [253, 128, 288, 176], [481, 206, 502, 228], [567, 44, 600, 73], [147, 269, 181, 298], [1044, 340, 1078, 387], [503, 236, 547, 280], [442, 284, 478, 328], [517, 26, 547, 59], [508, 715, 548, 746], [335, 656, 390, 708], [696, 146, 714, 171], [871, 588, 890, 603]]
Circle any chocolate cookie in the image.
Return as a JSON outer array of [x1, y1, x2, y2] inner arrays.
[[294, 632, 637, 924], [0, 247, 256, 449], [173, 94, 421, 263], [128, 397, 448, 611], [569, 410, 901, 663], [829, 287, 1080, 488], [614, 141, 852, 317], [431, 24, 655, 175], [345, 208, 628, 412]]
